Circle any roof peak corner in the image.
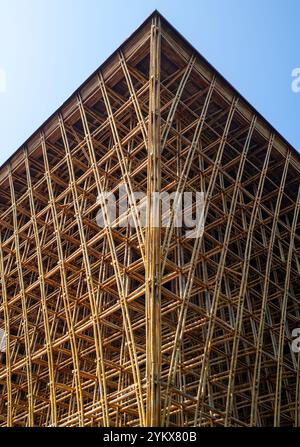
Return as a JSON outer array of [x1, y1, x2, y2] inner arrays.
[[145, 9, 166, 23]]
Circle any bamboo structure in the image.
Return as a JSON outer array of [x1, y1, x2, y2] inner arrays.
[[0, 11, 300, 427]]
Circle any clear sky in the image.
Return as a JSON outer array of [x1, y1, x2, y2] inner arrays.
[[0, 0, 300, 167]]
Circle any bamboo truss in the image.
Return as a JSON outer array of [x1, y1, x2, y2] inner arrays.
[[0, 11, 300, 427]]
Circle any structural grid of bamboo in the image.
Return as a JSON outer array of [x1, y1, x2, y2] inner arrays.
[[0, 12, 299, 427]]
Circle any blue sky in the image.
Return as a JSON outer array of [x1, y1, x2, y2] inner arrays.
[[0, 0, 300, 166]]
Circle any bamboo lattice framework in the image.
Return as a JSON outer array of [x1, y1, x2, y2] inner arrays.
[[0, 11, 300, 427]]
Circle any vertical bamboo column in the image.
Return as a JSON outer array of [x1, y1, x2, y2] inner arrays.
[[146, 13, 161, 427]]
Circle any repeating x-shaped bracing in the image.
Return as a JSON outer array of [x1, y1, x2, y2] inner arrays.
[[0, 12, 300, 427]]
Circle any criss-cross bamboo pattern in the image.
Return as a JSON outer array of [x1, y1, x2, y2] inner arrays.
[[0, 11, 300, 427]]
